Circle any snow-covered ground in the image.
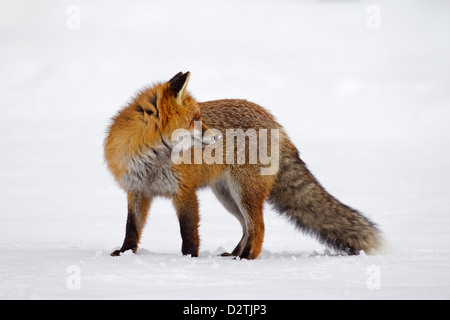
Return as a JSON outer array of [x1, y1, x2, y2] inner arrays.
[[1, 0, 449, 299]]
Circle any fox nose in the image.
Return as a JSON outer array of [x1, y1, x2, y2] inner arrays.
[[202, 130, 222, 145]]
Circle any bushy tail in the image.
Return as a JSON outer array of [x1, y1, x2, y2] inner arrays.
[[269, 141, 383, 255]]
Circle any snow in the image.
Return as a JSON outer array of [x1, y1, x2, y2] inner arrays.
[[1, 0, 450, 300]]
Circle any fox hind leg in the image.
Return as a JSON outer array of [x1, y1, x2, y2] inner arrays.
[[211, 174, 265, 259], [237, 193, 265, 260], [211, 178, 249, 257]]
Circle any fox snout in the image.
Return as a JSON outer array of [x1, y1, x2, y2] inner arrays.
[[194, 120, 222, 145]]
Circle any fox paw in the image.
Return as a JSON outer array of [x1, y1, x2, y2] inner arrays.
[[220, 252, 239, 260], [111, 250, 122, 257], [110, 247, 136, 257], [220, 252, 232, 257]]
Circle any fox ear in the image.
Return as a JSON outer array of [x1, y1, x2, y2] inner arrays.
[[168, 71, 190, 103], [168, 72, 183, 83]]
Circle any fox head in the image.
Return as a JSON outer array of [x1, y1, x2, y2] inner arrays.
[[130, 72, 213, 142], [105, 72, 217, 178]]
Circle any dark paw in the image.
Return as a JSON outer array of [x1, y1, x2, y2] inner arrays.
[[111, 247, 136, 257], [111, 249, 122, 257], [220, 252, 238, 260]]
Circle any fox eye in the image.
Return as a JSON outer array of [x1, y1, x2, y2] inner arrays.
[[144, 109, 154, 116], [136, 105, 154, 116]]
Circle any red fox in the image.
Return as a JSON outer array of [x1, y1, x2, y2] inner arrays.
[[104, 71, 383, 259]]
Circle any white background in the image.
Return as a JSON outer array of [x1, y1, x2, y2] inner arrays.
[[1, 0, 449, 299]]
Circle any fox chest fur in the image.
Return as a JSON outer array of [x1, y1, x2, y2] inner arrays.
[[118, 145, 179, 197]]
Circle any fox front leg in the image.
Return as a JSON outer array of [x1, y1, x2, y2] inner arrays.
[[173, 190, 200, 257], [111, 192, 151, 256]]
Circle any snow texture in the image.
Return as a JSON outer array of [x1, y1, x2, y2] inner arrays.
[[1, 0, 450, 299]]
